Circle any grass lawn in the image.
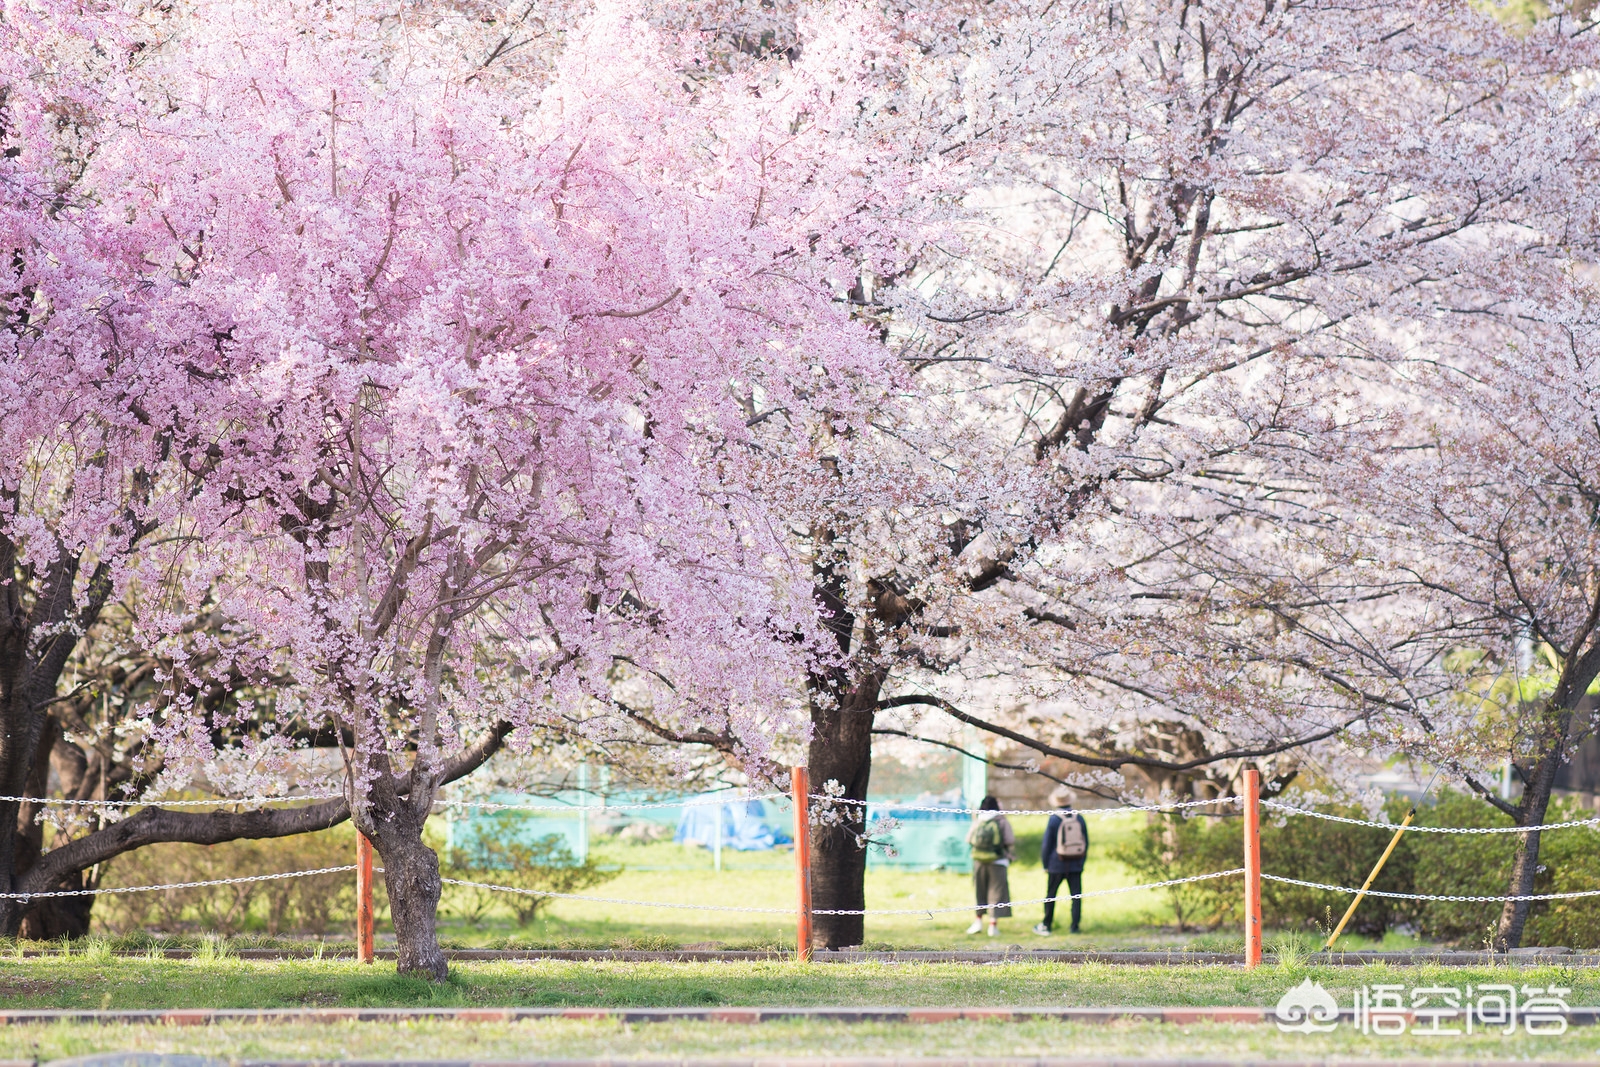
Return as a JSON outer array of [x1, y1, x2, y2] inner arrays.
[[3, 957, 1596, 1060], [6, 1016, 1600, 1064], [424, 813, 1419, 954], [8, 811, 1574, 1061], [81, 811, 1419, 955], [0, 956, 1594, 1009]]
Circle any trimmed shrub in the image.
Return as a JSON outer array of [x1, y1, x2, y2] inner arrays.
[[95, 826, 373, 936], [1113, 810, 1242, 930], [440, 811, 619, 925], [1112, 791, 1600, 946]]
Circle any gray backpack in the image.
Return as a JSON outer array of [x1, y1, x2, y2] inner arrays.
[[1054, 812, 1087, 859]]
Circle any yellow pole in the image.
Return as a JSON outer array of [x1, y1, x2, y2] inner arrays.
[[1324, 808, 1415, 951]]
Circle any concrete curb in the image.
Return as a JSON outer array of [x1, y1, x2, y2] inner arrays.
[[13, 948, 1595, 966], [27, 1061, 1600, 1067], [1, 1005, 1598, 1027]]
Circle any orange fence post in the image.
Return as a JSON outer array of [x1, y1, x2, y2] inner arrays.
[[792, 766, 813, 963], [1243, 768, 1262, 968], [356, 831, 375, 964]]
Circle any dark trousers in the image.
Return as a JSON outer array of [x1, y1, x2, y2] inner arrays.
[[1043, 871, 1082, 932]]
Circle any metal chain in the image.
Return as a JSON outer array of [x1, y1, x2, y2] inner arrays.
[[438, 876, 793, 908], [0, 793, 345, 809], [0, 859, 1243, 910], [0, 866, 357, 900], [1260, 799, 1600, 834], [434, 792, 786, 813], [813, 796, 1236, 818], [437, 868, 1246, 916], [4, 790, 1232, 818], [0, 792, 783, 813], [1260, 871, 1600, 903], [815, 869, 1247, 915]]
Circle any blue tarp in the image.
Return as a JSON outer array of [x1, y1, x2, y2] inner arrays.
[[675, 798, 792, 851]]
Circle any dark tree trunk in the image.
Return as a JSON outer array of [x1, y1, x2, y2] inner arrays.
[[0, 533, 123, 936], [1494, 718, 1571, 950], [1492, 658, 1598, 951], [366, 811, 447, 981], [807, 667, 882, 950], [343, 724, 510, 981], [19, 887, 94, 939], [11, 714, 96, 938], [804, 520, 887, 951], [0, 660, 76, 936]]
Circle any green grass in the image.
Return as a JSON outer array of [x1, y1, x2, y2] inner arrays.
[[4, 957, 1595, 1062], [0, 957, 1594, 1010], [2, 1016, 1599, 1062], [79, 811, 1418, 954], [424, 813, 1418, 953]]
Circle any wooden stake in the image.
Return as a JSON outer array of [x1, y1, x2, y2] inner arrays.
[[792, 766, 812, 963], [356, 832, 375, 964], [1243, 768, 1262, 968], [1324, 807, 1415, 951]]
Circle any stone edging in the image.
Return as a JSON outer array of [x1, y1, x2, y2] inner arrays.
[[21, 1062, 1600, 1067], [14, 948, 1594, 966], [1, 1005, 1599, 1027]]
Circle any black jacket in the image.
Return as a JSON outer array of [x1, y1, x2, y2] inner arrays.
[[1042, 810, 1089, 874]]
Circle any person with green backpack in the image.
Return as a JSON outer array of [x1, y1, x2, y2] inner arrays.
[[965, 795, 1014, 936]]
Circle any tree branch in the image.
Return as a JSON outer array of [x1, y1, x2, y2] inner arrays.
[[876, 694, 1359, 772], [869, 727, 1120, 800]]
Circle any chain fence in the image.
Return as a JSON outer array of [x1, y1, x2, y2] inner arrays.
[[0, 792, 785, 812], [5, 861, 1593, 909], [815, 796, 1233, 818], [0, 793, 342, 808], [2, 791, 1235, 819], [1259, 872, 1600, 903], [12, 790, 1600, 915], [0, 864, 1245, 911], [1260, 799, 1600, 834], [435, 867, 1248, 916], [435, 793, 787, 813], [0, 866, 357, 900]]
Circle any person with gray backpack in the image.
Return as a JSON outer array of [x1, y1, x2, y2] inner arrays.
[[1034, 784, 1088, 935]]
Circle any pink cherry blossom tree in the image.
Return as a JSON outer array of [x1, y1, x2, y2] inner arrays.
[[11, 0, 1600, 962], [2, 0, 900, 972]]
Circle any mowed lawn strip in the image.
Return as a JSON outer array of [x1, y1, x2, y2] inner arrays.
[[0, 958, 1595, 1009], [0, 1017, 1595, 1063]]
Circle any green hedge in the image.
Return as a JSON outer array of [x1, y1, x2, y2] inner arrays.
[[1112, 791, 1600, 946]]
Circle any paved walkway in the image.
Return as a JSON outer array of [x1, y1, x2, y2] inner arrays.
[[20, 1057, 1600, 1067], [13, 948, 1593, 967], [0, 1005, 1596, 1026]]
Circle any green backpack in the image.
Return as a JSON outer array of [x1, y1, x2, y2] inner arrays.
[[968, 818, 1002, 863]]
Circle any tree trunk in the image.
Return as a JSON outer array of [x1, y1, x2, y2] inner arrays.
[[0, 540, 119, 937], [18, 885, 94, 939], [806, 667, 882, 950], [0, 697, 60, 937], [1493, 695, 1582, 951], [7, 714, 95, 938], [366, 810, 448, 980], [1494, 746, 1564, 950]]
